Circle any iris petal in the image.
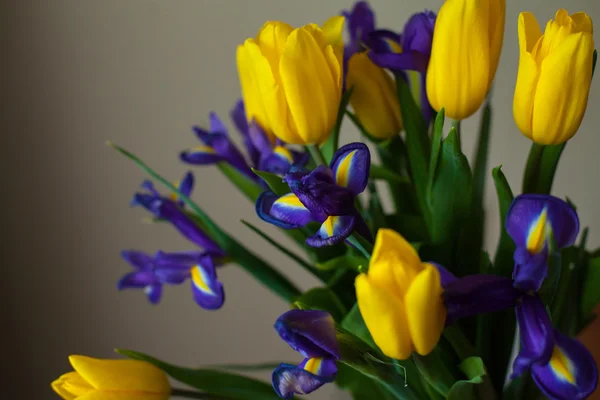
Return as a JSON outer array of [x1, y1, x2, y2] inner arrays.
[[306, 215, 355, 247], [258, 192, 315, 229], [190, 261, 224, 310], [329, 142, 370, 196], [274, 309, 340, 359], [272, 362, 336, 399]]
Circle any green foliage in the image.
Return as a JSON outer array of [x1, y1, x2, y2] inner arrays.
[[293, 287, 347, 322], [316, 254, 368, 272], [251, 169, 289, 196], [336, 364, 397, 400], [322, 87, 354, 163], [447, 357, 489, 400], [117, 349, 281, 400]]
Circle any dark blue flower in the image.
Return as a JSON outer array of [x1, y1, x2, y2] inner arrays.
[[256, 143, 371, 247], [272, 310, 340, 399]]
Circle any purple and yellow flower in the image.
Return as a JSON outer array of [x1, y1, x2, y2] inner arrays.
[[256, 143, 371, 247], [180, 101, 306, 177], [506, 194, 579, 292], [512, 295, 597, 400], [118, 250, 225, 310], [272, 310, 340, 399]]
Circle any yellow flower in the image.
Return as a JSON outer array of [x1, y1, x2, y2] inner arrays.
[[426, 0, 505, 120], [346, 52, 403, 140], [514, 10, 594, 145], [51, 355, 170, 399], [355, 229, 446, 360], [237, 16, 345, 145]]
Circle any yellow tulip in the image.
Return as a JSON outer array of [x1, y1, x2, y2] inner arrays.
[[237, 16, 345, 145], [514, 10, 594, 145], [355, 229, 446, 360], [346, 52, 403, 140], [51, 355, 170, 400], [426, 0, 505, 120]]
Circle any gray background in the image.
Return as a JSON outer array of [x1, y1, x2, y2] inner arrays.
[[3, 0, 600, 399]]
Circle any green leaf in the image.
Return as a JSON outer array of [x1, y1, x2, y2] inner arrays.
[[293, 287, 347, 322], [322, 87, 354, 163], [210, 362, 287, 372], [368, 182, 388, 232], [593, 49, 598, 77], [447, 357, 489, 400], [316, 254, 368, 272], [522, 143, 566, 195], [251, 169, 289, 197], [395, 74, 431, 226], [336, 364, 396, 400], [217, 163, 264, 202], [116, 349, 281, 400], [108, 143, 301, 302], [428, 128, 473, 245], [491, 165, 516, 276], [370, 164, 410, 185], [472, 104, 492, 206], [341, 304, 376, 347], [581, 256, 600, 319], [428, 108, 445, 194], [385, 214, 428, 243], [412, 348, 458, 397], [241, 220, 324, 282]]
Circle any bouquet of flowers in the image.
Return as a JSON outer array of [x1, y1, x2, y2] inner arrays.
[[51, 1, 599, 399]]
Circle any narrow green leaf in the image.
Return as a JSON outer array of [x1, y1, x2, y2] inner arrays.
[[251, 169, 289, 197], [447, 357, 490, 400], [317, 254, 368, 272], [108, 143, 301, 302], [336, 364, 397, 400], [428, 128, 473, 245], [593, 49, 598, 77], [210, 362, 287, 372], [581, 256, 600, 319], [217, 163, 264, 202], [368, 182, 388, 232], [522, 143, 566, 195], [491, 165, 516, 276], [412, 349, 457, 397], [322, 87, 354, 163], [241, 220, 324, 282], [370, 164, 411, 184], [472, 104, 492, 204], [341, 304, 376, 347], [395, 74, 431, 227], [293, 287, 347, 322], [116, 349, 281, 400], [428, 108, 445, 195]]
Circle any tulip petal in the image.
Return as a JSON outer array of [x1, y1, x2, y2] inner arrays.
[[531, 330, 598, 400], [370, 229, 423, 295], [506, 194, 579, 251], [426, 0, 492, 119], [272, 362, 336, 399], [532, 31, 594, 144], [330, 142, 371, 195], [79, 391, 170, 400], [355, 274, 412, 359], [52, 372, 92, 400], [280, 28, 340, 144], [275, 309, 340, 359], [404, 263, 446, 356], [69, 356, 170, 393], [306, 215, 355, 247], [512, 295, 554, 378], [487, 0, 506, 80], [190, 260, 224, 310]]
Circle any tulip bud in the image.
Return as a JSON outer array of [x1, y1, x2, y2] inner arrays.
[[514, 10, 594, 145], [355, 229, 446, 360], [426, 0, 505, 120], [51, 355, 170, 399], [237, 16, 345, 145], [346, 52, 402, 139]]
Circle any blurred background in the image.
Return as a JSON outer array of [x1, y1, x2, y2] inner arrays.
[[3, 0, 600, 398]]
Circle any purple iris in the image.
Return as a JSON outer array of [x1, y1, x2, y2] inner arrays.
[[272, 310, 340, 399], [118, 250, 225, 310], [256, 143, 372, 247], [512, 295, 597, 400], [506, 194, 579, 292], [180, 100, 307, 178]]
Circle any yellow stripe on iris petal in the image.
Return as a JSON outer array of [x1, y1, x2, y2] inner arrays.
[[303, 357, 323, 375], [169, 180, 181, 202], [549, 345, 576, 384], [273, 146, 294, 163], [191, 266, 214, 295], [335, 150, 356, 187], [527, 208, 548, 253], [323, 216, 337, 236], [275, 193, 305, 208], [191, 145, 216, 154]]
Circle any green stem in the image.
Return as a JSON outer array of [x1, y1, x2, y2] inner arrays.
[[347, 234, 373, 260], [522, 143, 545, 193], [308, 144, 327, 166], [171, 388, 229, 399], [452, 119, 462, 150]]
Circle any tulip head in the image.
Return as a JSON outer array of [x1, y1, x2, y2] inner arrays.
[[237, 16, 345, 145], [346, 52, 403, 139], [355, 229, 446, 360], [514, 10, 594, 145], [51, 355, 170, 400], [426, 0, 506, 120]]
